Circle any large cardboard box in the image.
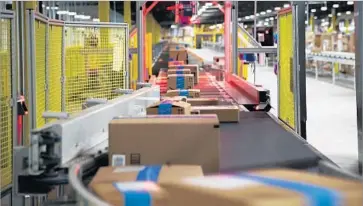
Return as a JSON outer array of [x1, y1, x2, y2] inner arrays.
[[109, 115, 220, 173], [169, 65, 199, 84], [192, 105, 240, 123], [146, 100, 191, 115], [91, 165, 203, 206], [167, 74, 194, 90], [187, 98, 219, 106], [168, 68, 191, 75], [165, 89, 200, 98], [162, 169, 363, 206]]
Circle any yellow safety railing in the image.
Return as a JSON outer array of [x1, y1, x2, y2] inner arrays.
[[64, 23, 128, 114], [48, 22, 63, 116], [0, 12, 14, 191]]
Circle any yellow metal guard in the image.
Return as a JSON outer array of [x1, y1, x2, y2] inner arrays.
[[278, 10, 295, 129], [0, 17, 13, 190]]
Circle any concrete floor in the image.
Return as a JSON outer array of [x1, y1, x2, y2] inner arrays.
[[189, 48, 359, 172]]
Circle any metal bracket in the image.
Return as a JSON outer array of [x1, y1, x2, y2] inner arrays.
[[137, 82, 152, 89], [42, 112, 69, 120], [113, 88, 134, 95], [82, 98, 108, 110]]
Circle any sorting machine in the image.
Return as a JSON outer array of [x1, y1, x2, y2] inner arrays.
[[11, 45, 362, 206]]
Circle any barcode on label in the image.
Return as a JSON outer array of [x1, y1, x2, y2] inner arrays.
[[112, 154, 126, 166]]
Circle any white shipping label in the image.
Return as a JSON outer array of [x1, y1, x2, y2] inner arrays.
[[183, 175, 261, 190], [112, 154, 126, 167]]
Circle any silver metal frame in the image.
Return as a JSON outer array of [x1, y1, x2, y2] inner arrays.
[[136, 1, 144, 83], [232, 1, 238, 75], [61, 24, 66, 112], [292, 5, 299, 134]]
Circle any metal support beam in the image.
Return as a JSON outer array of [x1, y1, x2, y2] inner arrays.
[[355, 2, 363, 172], [293, 1, 307, 139], [238, 47, 277, 54], [224, 1, 232, 79], [144, 1, 159, 16], [232, 1, 238, 75], [136, 1, 144, 82]]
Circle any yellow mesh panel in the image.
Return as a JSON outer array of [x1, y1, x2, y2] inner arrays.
[[35, 20, 46, 128], [48, 24, 63, 115], [278, 12, 295, 129], [130, 32, 138, 90], [0, 18, 13, 190], [64, 26, 127, 114]]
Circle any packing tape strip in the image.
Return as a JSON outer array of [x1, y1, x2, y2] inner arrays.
[[158, 102, 173, 115], [237, 174, 342, 206], [177, 65, 184, 69], [136, 165, 163, 181], [179, 89, 189, 97], [176, 75, 185, 89]]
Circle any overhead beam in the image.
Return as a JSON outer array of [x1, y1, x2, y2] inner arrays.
[[144, 1, 159, 16]]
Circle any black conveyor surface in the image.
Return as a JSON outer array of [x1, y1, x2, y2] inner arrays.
[[219, 112, 321, 172]]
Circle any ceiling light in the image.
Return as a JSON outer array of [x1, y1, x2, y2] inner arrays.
[[42, 4, 45, 8], [322, 19, 325, 22], [264, 22, 269, 26], [346, 11, 352, 15], [170, 25, 177, 29], [68, 12, 76, 16], [245, 16, 250, 20], [269, 17, 274, 20], [93, 18, 100, 22], [256, 13, 260, 17], [347, 1, 354, 5], [51, 6, 58, 10], [337, 12, 341, 16], [75, 14, 83, 19], [260, 11, 266, 15], [244, 25, 248, 29], [333, 4, 339, 8], [238, 18, 242, 21], [321, 6, 327, 11], [56, 10, 68, 15], [283, 4, 290, 8], [275, 7, 281, 11], [305, 20, 308, 25], [266, 9, 272, 13], [205, 2, 213, 7], [314, 16, 317, 19], [82, 15, 91, 20], [311, 9, 316, 13], [328, 14, 333, 17], [265, 18, 269, 21], [46, 6, 50, 10]]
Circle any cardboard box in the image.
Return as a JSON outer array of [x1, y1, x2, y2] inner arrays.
[[162, 169, 363, 206], [90, 165, 204, 188], [167, 74, 194, 90], [187, 98, 219, 106], [146, 100, 191, 115], [92, 182, 167, 206], [109, 115, 220, 173], [191, 105, 240, 123], [169, 65, 199, 84], [165, 89, 200, 98], [168, 61, 185, 67], [167, 68, 191, 75]]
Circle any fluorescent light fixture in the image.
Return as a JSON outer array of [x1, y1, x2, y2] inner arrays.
[[328, 14, 333, 17], [244, 25, 248, 29], [82, 15, 91, 20], [260, 11, 266, 15], [171, 24, 177, 29], [93, 18, 100, 22], [68, 12, 76, 16], [266, 9, 272, 13], [346, 11, 352, 15], [275, 7, 281, 11], [56, 10, 68, 15], [269, 17, 274, 20], [75, 14, 83, 19], [42, 4, 45, 8], [305, 20, 308, 25], [337, 12, 341, 16], [205, 2, 213, 7], [46, 6, 50, 10], [322, 19, 325, 22], [250, 15, 255, 18], [311, 9, 316, 13], [333, 4, 339, 8], [51, 6, 59, 10], [238, 18, 242, 21], [265, 18, 269, 21], [314, 16, 317, 19], [321, 6, 327, 11], [264, 22, 269, 26], [347, 1, 354, 5], [256, 13, 260, 17], [283, 4, 290, 8], [245, 16, 250, 20]]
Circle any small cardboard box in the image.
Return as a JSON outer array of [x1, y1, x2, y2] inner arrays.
[[92, 182, 167, 206], [146, 100, 191, 115], [162, 169, 363, 206], [192, 105, 240, 123], [167, 68, 191, 75], [169, 65, 199, 84], [165, 89, 200, 98], [90, 165, 204, 188], [109, 115, 220, 173], [168, 61, 184, 67], [167, 74, 194, 90], [187, 98, 219, 106]]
